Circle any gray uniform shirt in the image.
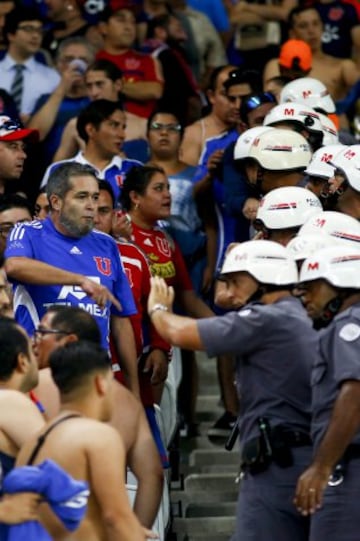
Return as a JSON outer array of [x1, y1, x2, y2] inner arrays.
[[198, 296, 317, 444], [312, 303, 360, 449]]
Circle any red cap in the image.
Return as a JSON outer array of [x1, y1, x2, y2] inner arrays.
[[279, 40, 312, 72], [0, 116, 39, 143]]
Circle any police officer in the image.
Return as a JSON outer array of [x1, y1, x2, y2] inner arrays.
[[148, 239, 318, 541], [294, 245, 360, 541], [327, 145, 360, 220]]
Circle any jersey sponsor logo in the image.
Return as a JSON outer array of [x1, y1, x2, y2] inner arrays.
[[62, 489, 90, 509], [125, 58, 141, 70], [328, 7, 343, 21], [58, 276, 101, 300], [70, 246, 82, 255], [339, 323, 360, 342], [93, 256, 111, 276], [307, 261, 319, 271], [115, 174, 124, 187], [155, 237, 171, 257], [150, 261, 176, 279], [43, 300, 108, 317], [302, 90, 312, 99]]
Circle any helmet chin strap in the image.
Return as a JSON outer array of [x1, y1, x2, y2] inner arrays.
[[313, 289, 356, 330]]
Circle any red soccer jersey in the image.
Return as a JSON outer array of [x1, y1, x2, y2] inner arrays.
[[110, 240, 171, 406], [130, 223, 194, 292], [96, 48, 163, 118]]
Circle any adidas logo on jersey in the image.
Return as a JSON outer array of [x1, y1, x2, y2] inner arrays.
[[144, 238, 154, 247], [70, 246, 82, 255]]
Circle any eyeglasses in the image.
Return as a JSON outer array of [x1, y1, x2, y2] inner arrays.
[[33, 327, 71, 341], [17, 24, 44, 35], [149, 122, 181, 133]]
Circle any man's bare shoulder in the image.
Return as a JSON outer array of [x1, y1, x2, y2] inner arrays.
[[0, 390, 43, 417]]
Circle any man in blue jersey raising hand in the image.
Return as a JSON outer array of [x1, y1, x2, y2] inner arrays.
[[4, 161, 140, 397]]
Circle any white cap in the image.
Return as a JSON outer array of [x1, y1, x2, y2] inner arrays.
[[305, 144, 345, 179], [299, 210, 360, 248], [280, 77, 336, 114], [300, 246, 360, 288], [234, 126, 273, 161], [328, 145, 360, 192], [287, 233, 335, 261], [247, 128, 312, 171], [220, 239, 298, 285], [264, 102, 323, 134], [256, 186, 322, 229], [317, 112, 339, 145]]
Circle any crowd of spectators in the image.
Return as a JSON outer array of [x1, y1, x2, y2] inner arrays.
[[1, 0, 360, 539]]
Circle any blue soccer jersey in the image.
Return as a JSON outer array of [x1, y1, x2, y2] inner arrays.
[[40, 152, 142, 204], [194, 129, 239, 270], [5, 218, 136, 348]]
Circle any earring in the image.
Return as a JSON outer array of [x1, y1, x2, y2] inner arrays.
[[135, 203, 139, 211], [67, 2, 74, 10]]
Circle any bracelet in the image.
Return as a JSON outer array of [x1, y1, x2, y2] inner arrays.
[[149, 303, 169, 319]]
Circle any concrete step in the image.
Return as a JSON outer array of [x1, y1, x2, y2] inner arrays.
[[189, 449, 239, 467], [185, 501, 237, 518], [183, 473, 239, 502], [195, 395, 222, 414], [172, 516, 236, 537]]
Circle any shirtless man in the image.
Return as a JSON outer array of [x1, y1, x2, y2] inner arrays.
[[17, 340, 152, 541], [0, 317, 44, 479], [32, 305, 163, 529], [180, 64, 236, 166], [263, 6, 359, 101]]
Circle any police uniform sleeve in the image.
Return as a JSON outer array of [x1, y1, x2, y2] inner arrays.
[[197, 305, 267, 358], [332, 318, 360, 385]]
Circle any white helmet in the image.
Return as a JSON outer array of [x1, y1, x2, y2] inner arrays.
[[280, 77, 335, 114], [299, 210, 360, 248], [305, 144, 345, 179], [287, 233, 334, 261], [263, 102, 323, 135], [220, 239, 298, 285], [317, 113, 339, 145], [256, 186, 322, 229], [328, 145, 360, 192], [234, 126, 272, 161], [247, 128, 312, 171], [300, 246, 360, 288]]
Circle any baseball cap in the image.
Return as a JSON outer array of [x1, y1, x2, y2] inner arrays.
[[0, 116, 39, 143], [279, 40, 312, 72]]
